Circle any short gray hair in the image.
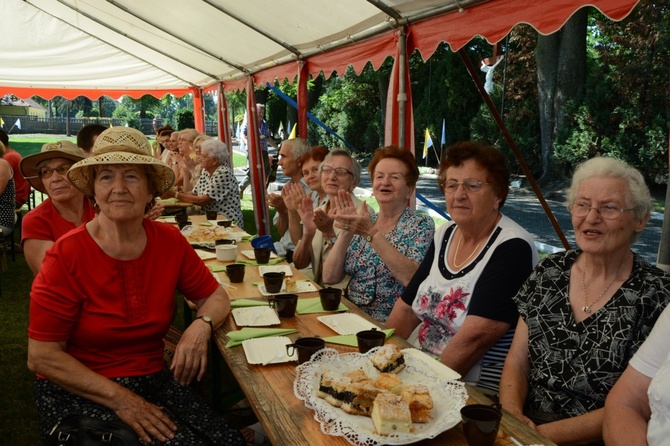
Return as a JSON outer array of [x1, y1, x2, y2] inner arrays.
[[322, 148, 361, 187], [285, 138, 311, 159], [567, 156, 652, 221], [201, 139, 230, 165]]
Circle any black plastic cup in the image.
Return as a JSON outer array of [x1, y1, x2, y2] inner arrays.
[[262, 272, 285, 294], [319, 287, 342, 311], [460, 404, 502, 446], [268, 293, 298, 318], [286, 337, 325, 364], [356, 329, 386, 353], [254, 247, 271, 264], [226, 264, 245, 283]]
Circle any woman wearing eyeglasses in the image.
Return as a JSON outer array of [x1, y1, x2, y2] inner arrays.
[[20, 141, 95, 275], [498, 157, 670, 445], [291, 147, 360, 286], [385, 141, 537, 392], [323, 145, 435, 322]]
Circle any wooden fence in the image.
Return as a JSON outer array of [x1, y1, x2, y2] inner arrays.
[[0, 116, 219, 137]]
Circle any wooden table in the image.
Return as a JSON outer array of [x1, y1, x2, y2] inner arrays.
[[180, 215, 555, 445], [212, 301, 555, 445], [157, 198, 192, 214]]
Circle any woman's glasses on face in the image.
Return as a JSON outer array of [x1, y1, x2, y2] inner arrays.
[[321, 166, 353, 178], [568, 203, 635, 220], [444, 179, 489, 194], [38, 164, 72, 179]]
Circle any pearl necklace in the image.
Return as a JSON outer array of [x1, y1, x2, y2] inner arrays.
[[453, 234, 482, 269], [581, 254, 630, 313]]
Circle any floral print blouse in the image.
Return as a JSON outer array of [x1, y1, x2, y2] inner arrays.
[[403, 215, 537, 390], [344, 207, 434, 322]]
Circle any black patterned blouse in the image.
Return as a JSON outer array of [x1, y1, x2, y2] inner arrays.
[[194, 164, 243, 227], [514, 250, 670, 419]]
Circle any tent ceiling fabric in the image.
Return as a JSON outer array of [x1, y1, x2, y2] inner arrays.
[[1, 0, 638, 100]]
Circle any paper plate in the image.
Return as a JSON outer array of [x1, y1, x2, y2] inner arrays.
[[194, 249, 217, 261], [258, 265, 293, 276], [232, 307, 281, 327], [242, 336, 297, 365], [241, 250, 279, 260], [259, 281, 317, 296], [317, 313, 380, 335]]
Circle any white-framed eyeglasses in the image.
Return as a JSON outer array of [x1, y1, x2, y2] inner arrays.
[[568, 203, 635, 220], [444, 179, 490, 194]]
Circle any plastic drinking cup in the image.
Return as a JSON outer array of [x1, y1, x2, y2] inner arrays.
[[286, 337, 325, 364]]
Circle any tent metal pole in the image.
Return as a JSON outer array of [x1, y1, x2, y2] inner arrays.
[[397, 28, 408, 148], [458, 48, 571, 251], [246, 78, 271, 235], [298, 61, 309, 139], [217, 83, 232, 167]]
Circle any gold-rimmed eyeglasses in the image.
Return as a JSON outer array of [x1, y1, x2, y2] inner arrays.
[[444, 179, 490, 194]]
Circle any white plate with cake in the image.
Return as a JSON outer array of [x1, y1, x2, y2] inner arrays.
[[293, 345, 467, 446]]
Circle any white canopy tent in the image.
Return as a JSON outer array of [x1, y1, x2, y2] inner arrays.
[[1, 0, 638, 98], [0, 0, 641, 237]]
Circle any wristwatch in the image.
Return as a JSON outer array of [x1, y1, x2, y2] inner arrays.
[[196, 315, 213, 331], [365, 230, 378, 243], [327, 235, 338, 246]]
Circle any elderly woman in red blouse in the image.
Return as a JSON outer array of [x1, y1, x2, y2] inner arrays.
[[27, 141, 244, 445]]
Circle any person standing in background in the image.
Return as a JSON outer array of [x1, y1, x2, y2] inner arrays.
[[239, 103, 279, 197]]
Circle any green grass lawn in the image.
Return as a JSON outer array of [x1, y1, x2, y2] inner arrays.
[[9, 135, 248, 168]]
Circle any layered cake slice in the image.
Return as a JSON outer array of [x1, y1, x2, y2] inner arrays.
[[371, 392, 412, 436], [370, 345, 405, 374], [401, 384, 434, 423]]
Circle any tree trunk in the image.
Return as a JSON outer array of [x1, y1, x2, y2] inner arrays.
[[536, 8, 587, 182]]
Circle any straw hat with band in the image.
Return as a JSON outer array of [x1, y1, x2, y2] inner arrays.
[[67, 145, 175, 198], [19, 141, 86, 193], [92, 127, 153, 153]]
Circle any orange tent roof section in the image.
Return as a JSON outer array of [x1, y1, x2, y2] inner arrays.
[[0, 0, 639, 100]]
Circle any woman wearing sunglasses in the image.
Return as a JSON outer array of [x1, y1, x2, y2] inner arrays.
[[20, 141, 95, 275]]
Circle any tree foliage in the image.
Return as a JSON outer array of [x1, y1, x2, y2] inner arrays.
[[554, 1, 670, 183]]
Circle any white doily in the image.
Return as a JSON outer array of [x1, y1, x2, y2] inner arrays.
[[294, 347, 467, 446]]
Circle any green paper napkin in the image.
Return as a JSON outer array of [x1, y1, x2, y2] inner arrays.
[[226, 327, 299, 347], [237, 258, 285, 266], [230, 299, 269, 308], [296, 297, 347, 314], [199, 221, 213, 226], [209, 264, 227, 272], [251, 279, 310, 287], [322, 329, 394, 347], [240, 234, 257, 242]]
